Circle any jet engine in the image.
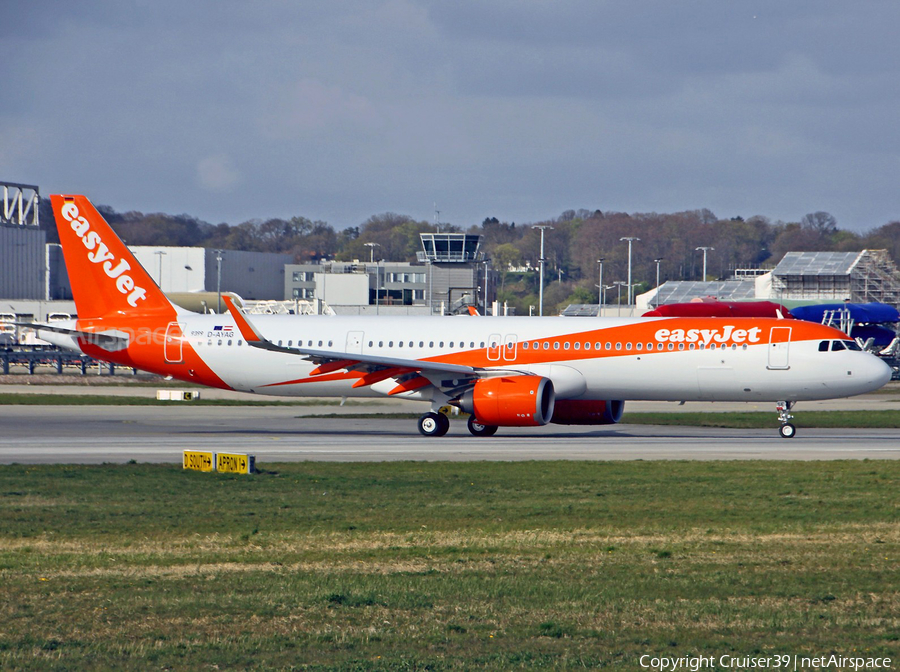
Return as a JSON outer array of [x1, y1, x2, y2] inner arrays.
[[549, 399, 625, 425], [457, 376, 555, 426]]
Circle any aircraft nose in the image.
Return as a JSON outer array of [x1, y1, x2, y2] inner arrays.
[[867, 355, 893, 390]]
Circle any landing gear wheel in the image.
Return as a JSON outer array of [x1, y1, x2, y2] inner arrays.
[[779, 423, 796, 439], [418, 412, 450, 437], [467, 416, 498, 437]]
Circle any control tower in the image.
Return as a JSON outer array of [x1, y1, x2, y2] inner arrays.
[[418, 233, 491, 314]]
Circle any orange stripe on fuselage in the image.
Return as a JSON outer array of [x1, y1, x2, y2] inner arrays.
[[392, 317, 847, 370], [255, 317, 848, 390], [261, 370, 362, 388]]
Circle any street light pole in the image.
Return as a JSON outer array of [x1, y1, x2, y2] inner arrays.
[[213, 249, 224, 313], [696, 246, 714, 280], [483, 259, 490, 315], [597, 257, 604, 315], [535, 225, 554, 316], [364, 242, 380, 264], [154, 250, 167, 288], [653, 257, 663, 307], [614, 281, 627, 317], [602, 284, 613, 308], [620, 237, 640, 306]]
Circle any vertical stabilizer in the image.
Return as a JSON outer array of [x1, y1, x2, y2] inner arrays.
[[51, 195, 172, 318]]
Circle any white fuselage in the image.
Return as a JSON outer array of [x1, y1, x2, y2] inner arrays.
[[152, 314, 891, 404]]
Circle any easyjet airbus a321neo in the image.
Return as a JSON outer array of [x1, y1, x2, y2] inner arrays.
[[37, 195, 891, 439]]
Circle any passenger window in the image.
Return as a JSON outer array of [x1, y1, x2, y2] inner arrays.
[[625, 343, 632, 350], [439, 341, 444, 347], [429, 341, 434, 347], [228, 339, 232, 346], [329, 340, 333, 347], [318, 340, 323, 347], [635, 342, 642, 351], [419, 341, 424, 347], [647, 343, 654, 351], [605, 342, 611, 350], [480, 342, 485, 348], [368, 341, 373, 347], [238, 340, 243, 346], [678, 343, 685, 350], [615, 343, 622, 351], [573, 342, 580, 350], [563, 342, 570, 350], [688, 343, 694, 350], [399, 341, 404, 347], [389, 341, 394, 347], [379, 341, 383, 347], [554, 342, 560, 350], [543, 342, 550, 350], [584, 343, 591, 350], [668, 343, 674, 351], [450, 342, 454, 348], [522, 342, 529, 349]]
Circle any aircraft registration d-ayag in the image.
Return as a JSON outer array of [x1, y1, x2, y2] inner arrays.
[[39, 195, 892, 439]]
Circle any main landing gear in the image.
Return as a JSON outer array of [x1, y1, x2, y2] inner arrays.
[[776, 401, 796, 439], [417, 412, 499, 437], [467, 416, 498, 437], [418, 412, 450, 437]]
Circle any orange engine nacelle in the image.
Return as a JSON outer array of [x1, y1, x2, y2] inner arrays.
[[458, 376, 555, 426], [549, 399, 625, 425]]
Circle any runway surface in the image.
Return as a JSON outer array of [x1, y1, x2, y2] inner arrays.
[[1, 405, 898, 463]]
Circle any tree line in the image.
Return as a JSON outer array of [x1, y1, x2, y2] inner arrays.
[[37, 199, 900, 315]]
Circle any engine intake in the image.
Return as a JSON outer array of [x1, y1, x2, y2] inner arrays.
[[457, 376, 555, 426], [550, 399, 625, 425]]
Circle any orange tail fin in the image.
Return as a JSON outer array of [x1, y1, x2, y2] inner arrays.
[[51, 195, 172, 318]]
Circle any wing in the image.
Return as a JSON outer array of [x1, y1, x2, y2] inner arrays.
[[222, 296, 479, 395]]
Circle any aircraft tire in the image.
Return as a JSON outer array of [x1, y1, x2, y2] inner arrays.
[[419, 412, 450, 437], [779, 423, 796, 439], [467, 416, 498, 437]]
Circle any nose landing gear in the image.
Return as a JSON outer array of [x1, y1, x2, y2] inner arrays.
[[776, 401, 796, 438]]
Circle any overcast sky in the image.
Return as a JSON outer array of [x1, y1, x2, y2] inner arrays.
[[3, 1, 900, 231]]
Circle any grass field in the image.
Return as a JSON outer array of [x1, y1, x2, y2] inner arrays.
[[0, 461, 897, 670]]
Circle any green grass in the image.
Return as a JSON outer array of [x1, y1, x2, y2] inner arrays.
[[0, 461, 897, 669]]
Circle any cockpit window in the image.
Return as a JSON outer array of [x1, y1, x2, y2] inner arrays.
[[844, 340, 862, 351], [831, 340, 846, 351], [818, 340, 829, 352]]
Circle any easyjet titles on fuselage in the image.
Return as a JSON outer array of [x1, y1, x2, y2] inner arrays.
[[654, 325, 763, 346], [60, 201, 148, 308]]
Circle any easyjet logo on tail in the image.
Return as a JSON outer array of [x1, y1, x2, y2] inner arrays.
[[60, 201, 148, 308]]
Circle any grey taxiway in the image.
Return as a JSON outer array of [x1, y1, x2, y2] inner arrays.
[[1, 397, 898, 464]]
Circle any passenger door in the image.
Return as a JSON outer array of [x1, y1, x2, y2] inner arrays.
[[767, 327, 791, 370]]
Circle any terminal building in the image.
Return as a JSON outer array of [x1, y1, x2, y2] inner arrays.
[[284, 233, 494, 315], [636, 249, 900, 312]]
